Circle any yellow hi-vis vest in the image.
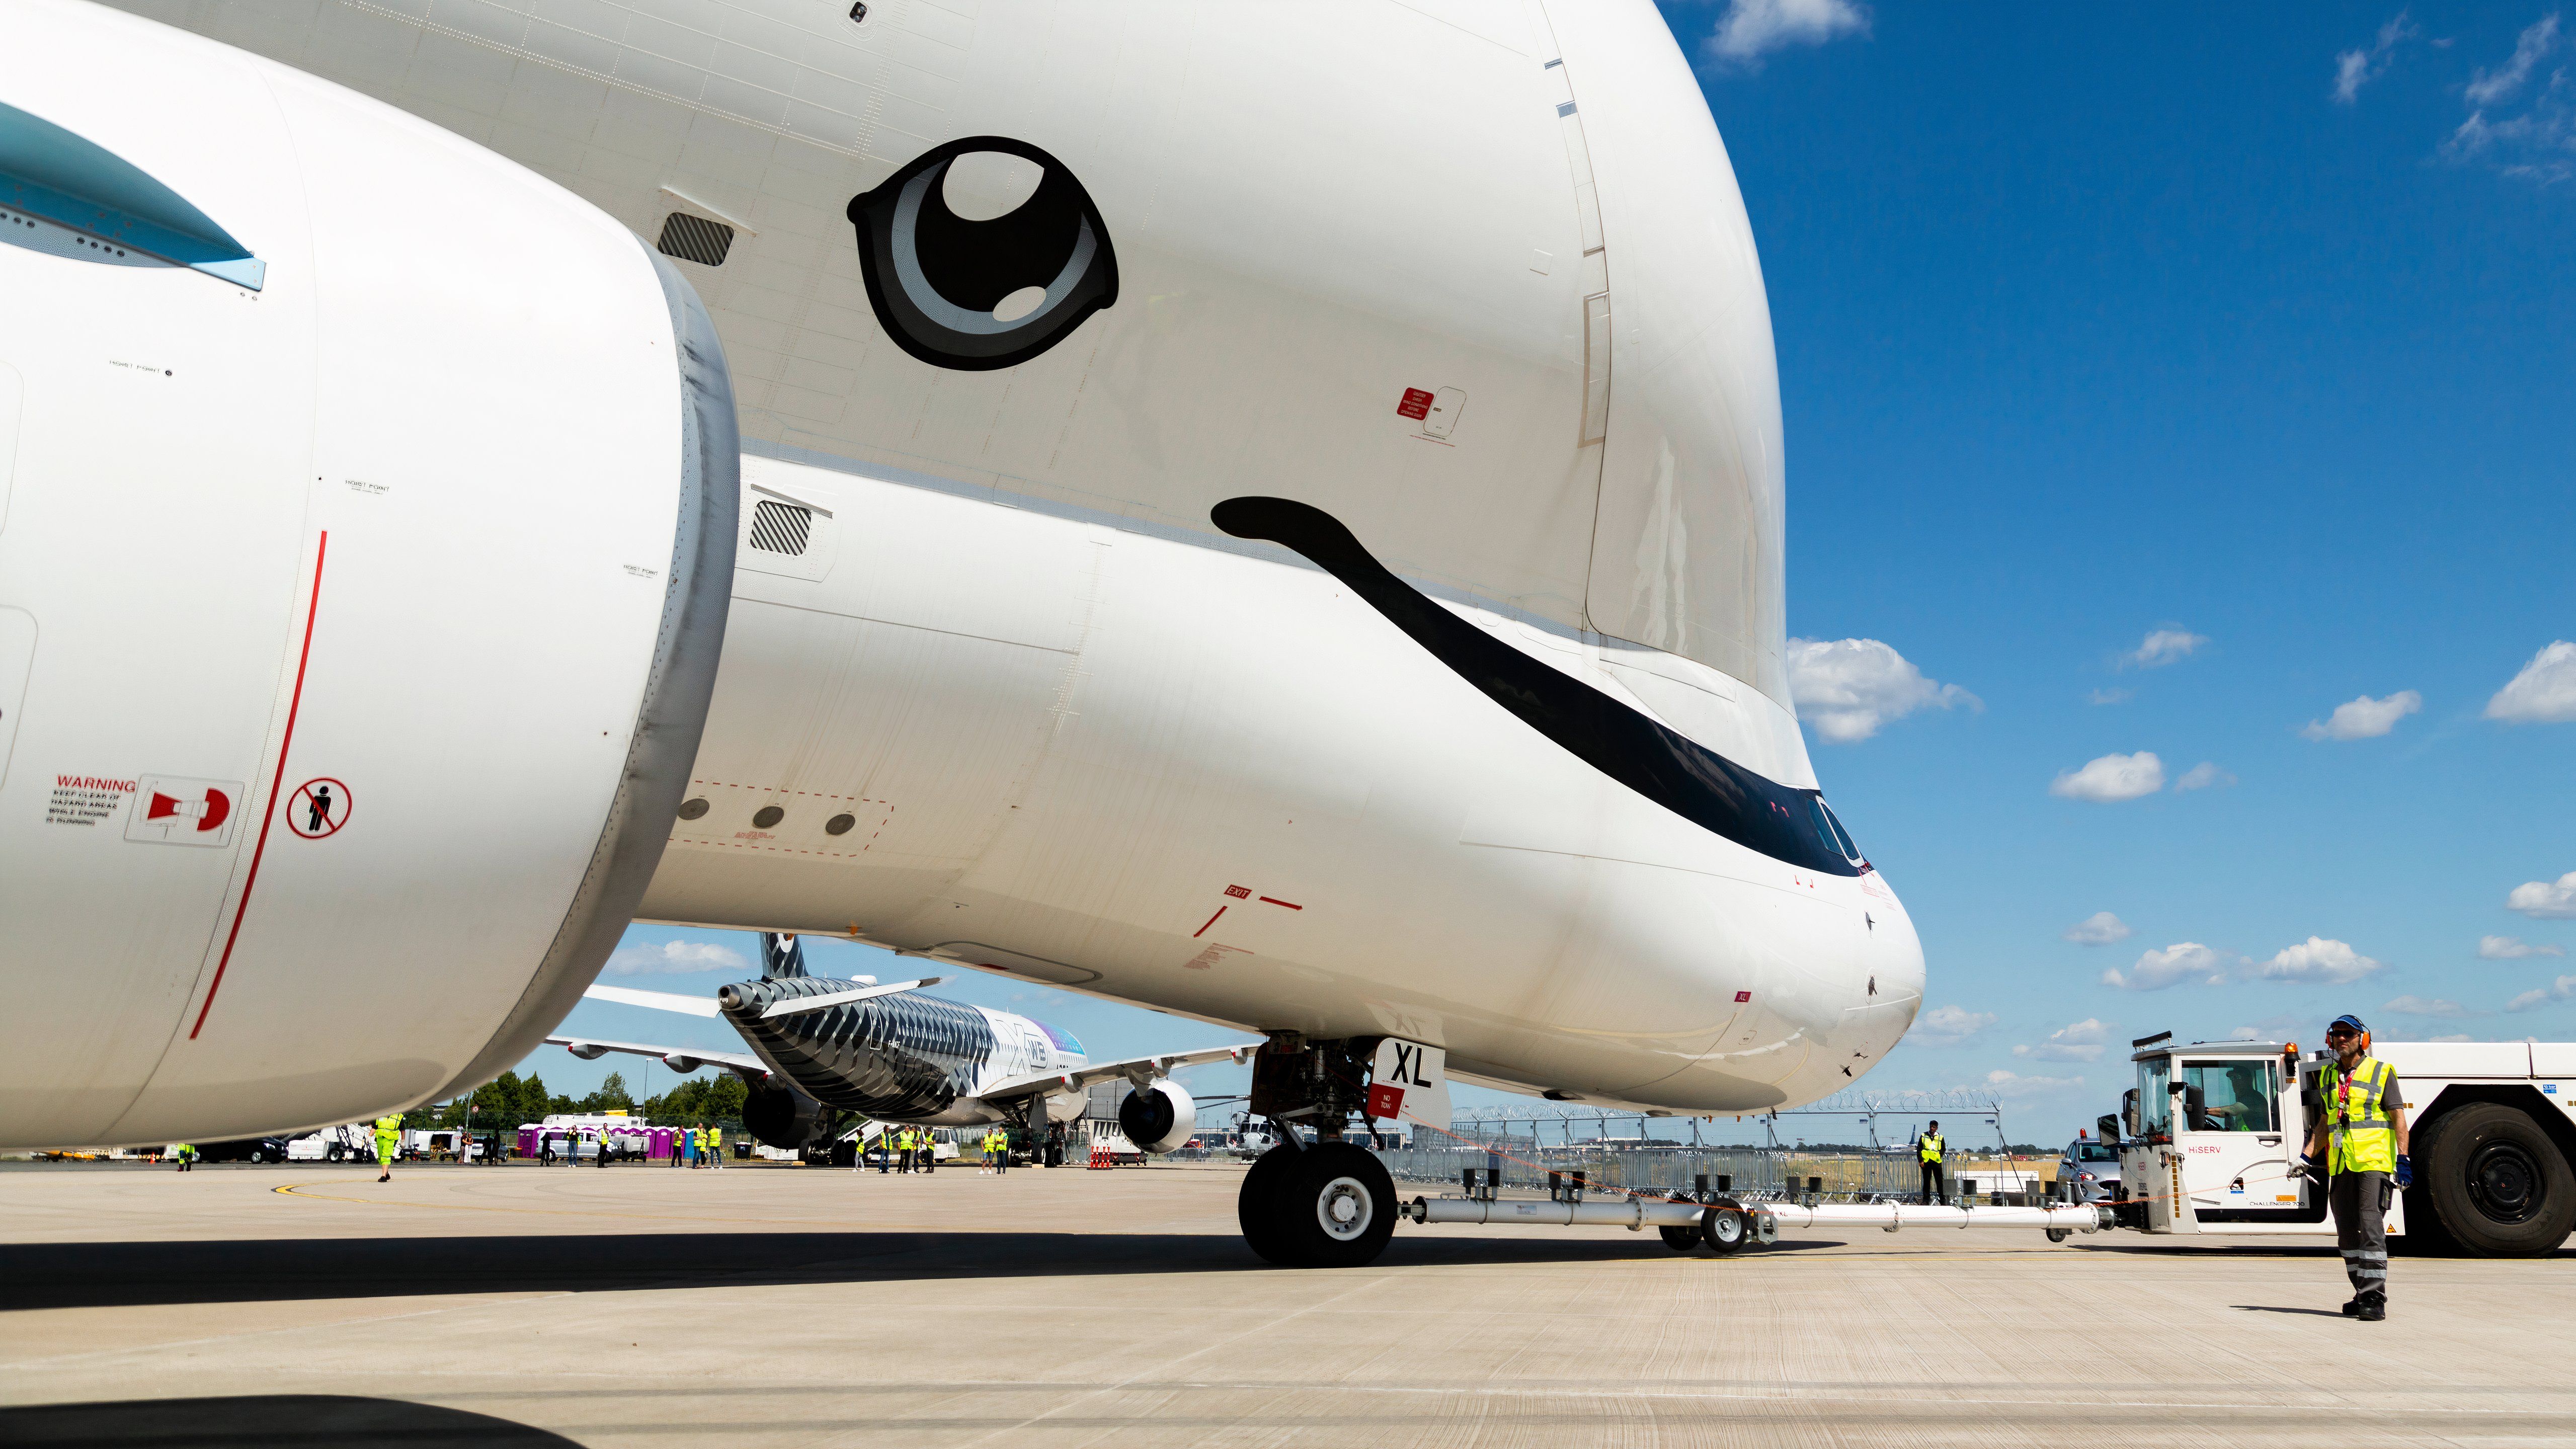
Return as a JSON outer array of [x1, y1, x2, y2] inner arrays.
[[1919, 1132, 1943, 1164], [374, 1115, 401, 1144], [2321, 1056, 2398, 1174]]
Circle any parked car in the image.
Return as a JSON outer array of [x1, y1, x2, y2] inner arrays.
[[2058, 1135, 2123, 1203], [196, 1136, 294, 1164]]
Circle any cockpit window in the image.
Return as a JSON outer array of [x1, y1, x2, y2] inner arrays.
[[1810, 799, 1861, 861]]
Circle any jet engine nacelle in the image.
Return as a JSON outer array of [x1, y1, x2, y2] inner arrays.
[[1117, 1080, 1196, 1155], [0, 2, 736, 1148], [742, 1081, 836, 1152]]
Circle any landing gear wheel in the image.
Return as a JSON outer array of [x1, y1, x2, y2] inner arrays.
[[2046, 1228, 2070, 1243], [2417, 1102, 2576, 1256], [1237, 1144, 1300, 1265], [1659, 1225, 1702, 1252], [1256, 1143, 1398, 1267], [1700, 1203, 1749, 1255]]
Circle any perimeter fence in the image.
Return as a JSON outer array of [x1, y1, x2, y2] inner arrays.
[[1350, 1091, 2047, 1204]]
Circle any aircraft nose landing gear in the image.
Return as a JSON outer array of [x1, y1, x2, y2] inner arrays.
[[1241, 1142, 1398, 1268]]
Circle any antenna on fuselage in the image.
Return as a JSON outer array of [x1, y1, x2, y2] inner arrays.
[[761, 931, 808, 980]]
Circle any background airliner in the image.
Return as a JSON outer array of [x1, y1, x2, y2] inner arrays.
[[553, 932, 1245, 1153], [1, 1, 1924, 1265]]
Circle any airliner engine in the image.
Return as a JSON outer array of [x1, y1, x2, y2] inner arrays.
[[0, 3, 736, 1148], [1118, 1081, 1197, 1156]]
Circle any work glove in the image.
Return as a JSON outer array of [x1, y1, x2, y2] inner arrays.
[[2394, 1154, 2412, 1189], [2292, 1151, 2325, 1184]]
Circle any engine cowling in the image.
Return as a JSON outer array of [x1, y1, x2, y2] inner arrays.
[[1117, 1080, 1196, 1155], [741, 1082, 836, 1152], [0, 2, 735, 1148]]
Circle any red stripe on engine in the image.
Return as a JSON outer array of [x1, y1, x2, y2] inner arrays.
[[190, 531, 327, 1039]]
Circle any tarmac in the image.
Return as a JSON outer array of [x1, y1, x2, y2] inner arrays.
[[2, 1158, 2569, 1448]]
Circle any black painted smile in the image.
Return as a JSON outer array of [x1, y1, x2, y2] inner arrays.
[[1211, 497, 1864, 877]]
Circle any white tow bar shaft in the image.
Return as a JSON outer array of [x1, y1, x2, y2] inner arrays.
[[1407, 1196, 2109, 1236]]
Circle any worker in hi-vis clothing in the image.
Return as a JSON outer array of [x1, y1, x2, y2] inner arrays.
[[2300, 1013, 2410, 1321], [373, 1114, 403, 1183], [1917, 1120, 1945, 1205]]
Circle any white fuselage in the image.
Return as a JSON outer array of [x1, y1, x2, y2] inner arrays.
[[645, 453, 1923, 1112], [5, 0, 1929, 1145]]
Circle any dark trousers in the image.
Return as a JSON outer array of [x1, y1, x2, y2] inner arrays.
[[1920, 1161, 1945, 1205], [2329, 1170, 2391, 1308]]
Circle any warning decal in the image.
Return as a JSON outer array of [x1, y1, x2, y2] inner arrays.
[[125, 775, 246, 848], [287, 778, 351, 839], [49, 774, 135, 828]]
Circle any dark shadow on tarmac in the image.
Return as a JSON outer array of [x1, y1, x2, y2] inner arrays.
[[0, 1230, 1842, 1311], [0, 1395, 578, 1446], [2231, 1304, 2350, 1317]]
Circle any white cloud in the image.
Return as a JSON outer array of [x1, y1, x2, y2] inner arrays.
[[2432, 1033, 2476, 1043], [1982, 1069, 2087, 1098], [2087, 687, 2132, 706], [2382, 995, 2476, 1018], [2485, 642, 2576, 723], [2015, 1017, 2112, 1063], [2481, 934, 2566, 960], [2172, 761, 2235, 792], [2051, 751, 2164, 802], [1787, 637, 1978, 743], [2506, 975, 2576, 1013], [2333, 11, 2421, 104], [2449, 23, 2576, 185], [1912, 1004, 1998, 1044], [2301, 690, 2423, 741], [1707, 0, 1871, 64], [2466, 13, 2559, 106], [2063, 911, 2135, 946], [2227, 1012, 2317, 1043], [605, 939, 751, 976], [2509, 872, 2576, 919], [2103, 941, 2237, 991], [2249, 936, 2387, 985], [2123, 629, 2208, 670]]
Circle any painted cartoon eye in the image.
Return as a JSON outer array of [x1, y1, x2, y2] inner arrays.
[[845, 136, 1117, 371]]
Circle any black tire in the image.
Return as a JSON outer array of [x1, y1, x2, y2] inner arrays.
[[2046, 1228, 2070, 1243], [1237, 1145, 1301, 1265], [327, 1146, 343, 1163], [1659, 1225, 1702, 1252], [1700, 1203, 1749, 1255], [2416, 1102, 2576, 1257], [1266, 1143, 1398, 1268]]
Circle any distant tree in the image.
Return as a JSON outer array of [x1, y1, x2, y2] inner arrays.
[[578, 1071, 635, 1114]]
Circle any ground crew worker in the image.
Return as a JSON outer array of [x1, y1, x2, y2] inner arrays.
[[373, 1114, 402, 1183], [1918, 1120, 1945, 1205], [899, 1126, 917, 1174], [172, 1143, 194, 1172], [921, 1129, 937, 1174], [2300, 1013, 2409, 1321], [993, 1126, 1009, 1176], [709, 1124, 724, 1168]]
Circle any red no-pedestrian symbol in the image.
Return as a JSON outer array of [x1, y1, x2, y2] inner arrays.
[[288, 778, 352, 839]]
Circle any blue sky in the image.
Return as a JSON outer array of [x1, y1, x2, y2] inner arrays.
[[526, 3, 2575, 1147]]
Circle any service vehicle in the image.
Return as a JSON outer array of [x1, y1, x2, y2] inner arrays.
[[2058, 1134, 2122, 1205], [285, 1123, 373, 1163], [2109, 1032, 2576, 1255]]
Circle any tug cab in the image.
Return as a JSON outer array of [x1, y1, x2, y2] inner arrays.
[[2116, 1033, 2395, 1237]]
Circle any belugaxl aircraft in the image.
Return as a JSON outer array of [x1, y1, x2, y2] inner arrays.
[[0, 0, 1923, 1265]]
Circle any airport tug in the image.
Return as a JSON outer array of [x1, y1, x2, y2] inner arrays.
[[2104, 1032, 2576, 1256]]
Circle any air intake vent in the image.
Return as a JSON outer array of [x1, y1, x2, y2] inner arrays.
[[656, 211, 735, 267], [747, 499, 812, 556]]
